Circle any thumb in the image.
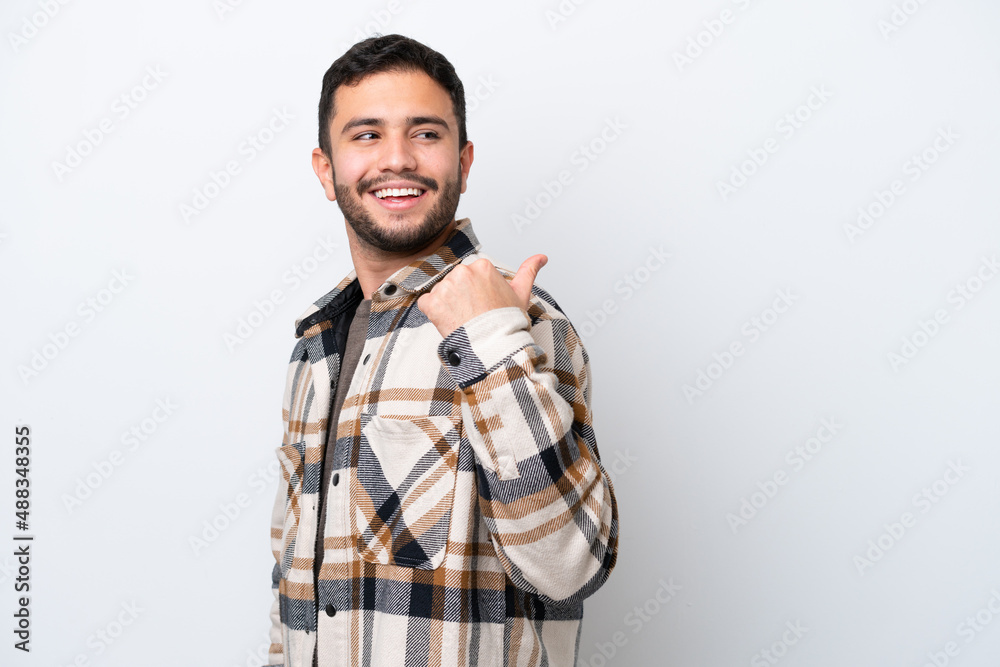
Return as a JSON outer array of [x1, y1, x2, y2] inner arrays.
[[509, 254, 547, 306]]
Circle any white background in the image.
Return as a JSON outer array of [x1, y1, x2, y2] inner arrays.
[[2, 1, 1000, 665]]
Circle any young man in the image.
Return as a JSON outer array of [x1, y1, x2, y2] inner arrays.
[[267, 34, 618, 667]]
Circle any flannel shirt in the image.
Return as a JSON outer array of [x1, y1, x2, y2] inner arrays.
[[267, 218, 618, 667]]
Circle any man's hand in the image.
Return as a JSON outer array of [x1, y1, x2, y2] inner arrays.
[[417, 254, 548, 338]]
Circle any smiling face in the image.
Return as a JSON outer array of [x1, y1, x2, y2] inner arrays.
[[312, 68, 474, 256]]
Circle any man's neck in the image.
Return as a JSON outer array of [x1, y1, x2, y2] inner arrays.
[[346, 219, 458, 299]]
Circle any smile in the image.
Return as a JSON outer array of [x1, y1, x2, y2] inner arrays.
[[368, 185, 429, 211], [373, 187, 426, 199]]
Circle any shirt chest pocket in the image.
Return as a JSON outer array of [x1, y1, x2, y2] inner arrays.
[[352, 413, 461, 570]]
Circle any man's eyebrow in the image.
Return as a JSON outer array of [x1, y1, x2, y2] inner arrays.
[[407, 115, 450, 130], [341, 117, 383, 134], [340, 115, 451, 135]]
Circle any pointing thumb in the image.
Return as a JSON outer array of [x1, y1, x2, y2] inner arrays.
[[509, 254, 547, 306]]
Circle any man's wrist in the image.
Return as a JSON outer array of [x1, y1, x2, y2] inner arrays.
[[437, 306, 534, 387]]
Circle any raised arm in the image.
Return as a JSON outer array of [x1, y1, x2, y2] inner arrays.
[[419, 256, 619, 603]]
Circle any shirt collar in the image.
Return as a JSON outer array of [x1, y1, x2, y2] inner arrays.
[[294, 218, 481, 339]]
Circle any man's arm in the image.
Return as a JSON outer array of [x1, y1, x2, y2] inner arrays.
[[420, 258, 619, 604]]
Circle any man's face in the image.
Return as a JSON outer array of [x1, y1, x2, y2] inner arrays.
[[313, 69, 473, 255]]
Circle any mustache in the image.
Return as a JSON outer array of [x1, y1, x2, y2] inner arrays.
[[357, 174, 439, 196]]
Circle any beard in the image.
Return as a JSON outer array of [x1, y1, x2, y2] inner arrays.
[[334, 166, 462, 254]]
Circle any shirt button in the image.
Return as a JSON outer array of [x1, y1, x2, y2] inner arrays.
[[363, 353, 370, 365], [384, 284, 397, 296], [447, 351, 461, 366], [325, 604, 336, 617], [332, 473, 339, 487]]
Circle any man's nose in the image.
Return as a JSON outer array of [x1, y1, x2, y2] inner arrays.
[[377, 132, 418, 173]]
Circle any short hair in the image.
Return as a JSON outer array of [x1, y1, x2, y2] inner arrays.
[[317, 34, 467, 158]]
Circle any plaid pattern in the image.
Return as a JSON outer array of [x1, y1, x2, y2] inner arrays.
[[267, 219, 618, 667]]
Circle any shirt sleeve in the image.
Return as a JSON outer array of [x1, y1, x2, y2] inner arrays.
[[436, 298, 619, 604]]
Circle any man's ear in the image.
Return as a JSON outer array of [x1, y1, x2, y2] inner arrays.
[[311, 148, 337, 201], [459, 140, 474, 194]]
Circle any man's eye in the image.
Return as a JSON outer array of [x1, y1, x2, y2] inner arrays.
[[356, 131, 378, 140], [415, 130, 439, 139]]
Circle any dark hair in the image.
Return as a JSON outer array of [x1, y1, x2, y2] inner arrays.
[[317, 34, 467, 158]]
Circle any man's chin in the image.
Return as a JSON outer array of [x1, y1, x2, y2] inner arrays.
[[336, 178, 461, 255], [347, 214, 454, 255]]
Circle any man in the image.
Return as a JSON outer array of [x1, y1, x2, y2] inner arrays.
[[267, 34, 618, 667]]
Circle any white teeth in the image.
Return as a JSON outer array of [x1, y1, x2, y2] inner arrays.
[[374, 187, 424, 199]]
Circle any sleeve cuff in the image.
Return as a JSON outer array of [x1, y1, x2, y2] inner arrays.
[[437, 306, 534, 388]]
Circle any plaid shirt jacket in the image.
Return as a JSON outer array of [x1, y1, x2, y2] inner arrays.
[[267, 219, 618, 666]]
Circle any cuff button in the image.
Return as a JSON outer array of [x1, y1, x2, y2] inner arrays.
[[447, 351, 462, 366]]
